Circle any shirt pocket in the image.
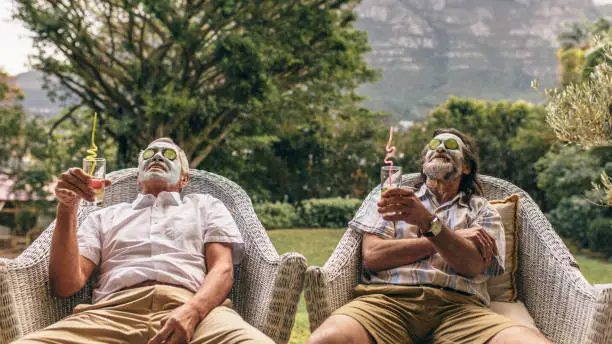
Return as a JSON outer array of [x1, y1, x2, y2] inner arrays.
[[163, 220, 202, 252], [451, 211, 471, 231]]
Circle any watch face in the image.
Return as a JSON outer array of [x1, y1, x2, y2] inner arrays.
[[431, 219, 443, 236]]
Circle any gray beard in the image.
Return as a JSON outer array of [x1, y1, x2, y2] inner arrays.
[[423, 161, 460, 181]]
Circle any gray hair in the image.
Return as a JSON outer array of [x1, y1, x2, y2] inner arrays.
[[416, 128, 482, 203], [138, 137, 190, 175]]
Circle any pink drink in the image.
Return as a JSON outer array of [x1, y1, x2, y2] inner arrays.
[[83, 158, 106, 206]]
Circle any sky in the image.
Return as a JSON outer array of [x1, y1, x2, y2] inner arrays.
[[1, 0, 612, 76], [0, 0, 33, 76]]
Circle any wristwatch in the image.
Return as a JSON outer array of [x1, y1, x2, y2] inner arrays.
[[421, 215, 442, 238]]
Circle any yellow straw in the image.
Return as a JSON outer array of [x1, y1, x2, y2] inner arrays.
[[85, 112, 98, 176]]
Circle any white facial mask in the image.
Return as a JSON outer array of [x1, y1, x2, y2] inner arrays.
[[138, 142, 183, 186], [422, 133, 466, 181]]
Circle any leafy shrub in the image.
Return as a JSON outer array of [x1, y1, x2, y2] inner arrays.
[[300, 198, 362, 228], [535, 145, 602, 209], [548, 196, 601, 248], [14, 206, 40, 236], [556, 48, 585, 86], [587, 217, 612, 258], [254, 202, 300, 229]]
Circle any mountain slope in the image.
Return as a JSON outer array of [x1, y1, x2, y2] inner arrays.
[[354, 0, 600, 119], [15, 0, 602, 120]]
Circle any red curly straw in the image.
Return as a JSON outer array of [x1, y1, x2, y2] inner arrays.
[[384, 127, 396, 185]]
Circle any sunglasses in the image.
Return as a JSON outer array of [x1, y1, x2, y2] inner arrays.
[[142, 148, 178, 161], [428, 138, 459, 150]]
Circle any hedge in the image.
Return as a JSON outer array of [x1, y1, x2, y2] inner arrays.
[[254, 201, 300, 229], [588, 217, 612, 258], [300, 198, 362, 229], [254, 198, 362, 229]]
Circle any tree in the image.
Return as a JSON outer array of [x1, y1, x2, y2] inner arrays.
[[557, 22, 591, 50], [556, 48, 585, 87], [1, 68, 124, 231], [14, 0, 378, 169], [204, 107, 390, 202], [545, 31, 611, 205], [535, 145, 603, 209], [0, 69, 31, 178], [557, 19, 610, 51], [556, 18, 611, 86], [0, 70, 53, 234]]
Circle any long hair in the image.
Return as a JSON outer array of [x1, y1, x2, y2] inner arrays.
[[414, 128, 482, 203]]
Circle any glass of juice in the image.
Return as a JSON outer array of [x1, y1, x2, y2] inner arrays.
[[83, 158, 106, 206], [380, 165, 402, 229], [381, 166, 402, 193]]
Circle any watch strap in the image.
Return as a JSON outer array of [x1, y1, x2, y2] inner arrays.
[[421, 215, 441, 238], [422, 229, 436, 238]]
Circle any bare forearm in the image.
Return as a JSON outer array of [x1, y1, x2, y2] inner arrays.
[[49, 205, 86, 297], [187, 266, 233, 321], [363, 236, 437, 272], [428, 228, 484, 278]]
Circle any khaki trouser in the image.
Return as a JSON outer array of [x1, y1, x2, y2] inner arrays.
[[14, 285, 274, 344], [334, 285, 519, 344]]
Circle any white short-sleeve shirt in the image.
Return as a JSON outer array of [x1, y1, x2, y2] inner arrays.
[[77, 191, 243, 303]]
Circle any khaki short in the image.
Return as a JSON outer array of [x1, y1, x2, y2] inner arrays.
[[15, 285, 274, 344], [333, 284, 519, 344]]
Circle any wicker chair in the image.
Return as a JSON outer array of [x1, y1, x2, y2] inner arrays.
[[0, 168, 307, 344], [303, 174, 612, 344]]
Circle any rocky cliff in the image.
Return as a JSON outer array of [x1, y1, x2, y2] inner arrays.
[[15, 1, 605, 120], [598, 3, 612, 16], [355, 0, 601, 119]]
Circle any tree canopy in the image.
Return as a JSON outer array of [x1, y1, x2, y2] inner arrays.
[[14, 0, 379, 167], [552, 21, 611, 206]]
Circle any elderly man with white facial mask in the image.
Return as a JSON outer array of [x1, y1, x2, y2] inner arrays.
[[15, 138, 274, 344], [308, 129, 551, 344]]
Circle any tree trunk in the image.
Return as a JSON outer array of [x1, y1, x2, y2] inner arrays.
[[117, 135, 129, 169]]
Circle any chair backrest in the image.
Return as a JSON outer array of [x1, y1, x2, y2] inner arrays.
[[358, 173, 579, 297], [80, 168, 278, 314]]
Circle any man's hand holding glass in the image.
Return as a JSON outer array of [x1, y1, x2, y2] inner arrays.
[[55, 167, 112, 210]]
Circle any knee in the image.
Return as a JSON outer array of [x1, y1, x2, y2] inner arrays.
[[307, 326, 352, 344]]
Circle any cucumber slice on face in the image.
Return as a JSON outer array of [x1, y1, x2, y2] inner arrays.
[[445, 139, 458, 150], [163, 149, 177, 161], [142, 149, 154, 159], [428, 139, 441, 150]]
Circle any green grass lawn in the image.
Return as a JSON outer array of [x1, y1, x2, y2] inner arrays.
[[574, 254, 612, 284], [268, 228, 612, 344]]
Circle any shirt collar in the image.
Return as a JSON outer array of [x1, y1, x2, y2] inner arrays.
[[417, 184, 469, 208], [132, 191, 182, 209]]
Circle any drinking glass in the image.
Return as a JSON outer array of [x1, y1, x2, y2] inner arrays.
[[83, 158, 106, 206], [380, 166, 402, 229]]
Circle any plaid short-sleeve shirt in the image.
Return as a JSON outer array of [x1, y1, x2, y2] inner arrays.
[[349, 184, 505, 304]]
